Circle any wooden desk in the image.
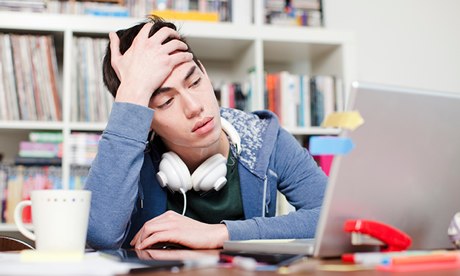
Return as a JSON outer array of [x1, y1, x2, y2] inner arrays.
[[123, 268, 460, 276], [117, 250, 460, 276]]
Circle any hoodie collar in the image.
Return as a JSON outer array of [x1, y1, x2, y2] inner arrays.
[[221, 108, 279, 179]]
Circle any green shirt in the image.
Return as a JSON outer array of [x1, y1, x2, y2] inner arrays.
[[167, 151, 244, 223]]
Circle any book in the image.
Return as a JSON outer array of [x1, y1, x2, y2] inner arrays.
[[44, 35, 62, 121], [291, 0, 321, 10], [5, 166, 23, 223], [280, 71, 299, 127], [29, 131, 63, 143], [223, 239, 315, 255], [72, 36, 112, 122], [298, 74, 311, 127], [14, 156, 62, 166], [4, 34, 60, 121], [313, 154, 334, 176], [150, 9, 219, 22], [1, 34, 19, 120], [310, 75, 335, 126], [19, 141, 61, 158], [68, 132, 100, 166], [84, 5, 129, 17], [0, 166, 7, 222], [0, 0, 46, 12]]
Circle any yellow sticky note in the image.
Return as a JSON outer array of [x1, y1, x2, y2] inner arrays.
[[319, 264, 373, 272], [321, 111, 364, 130], [20, 250, 83, 262]]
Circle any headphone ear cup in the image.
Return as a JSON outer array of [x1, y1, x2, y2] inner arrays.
[[191, 154, 227, 192], [156, 152, 192, 192]]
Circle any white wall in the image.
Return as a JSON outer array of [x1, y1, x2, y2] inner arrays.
[[324, 0, 460, 93]]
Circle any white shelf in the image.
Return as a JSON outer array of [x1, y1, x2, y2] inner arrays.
[[0, 121, 64, 130], [0, 9, 355, 190], [69, 122, 107, 132], [285, 127, 342, 136]]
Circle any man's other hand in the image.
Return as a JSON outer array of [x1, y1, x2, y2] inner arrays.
[[130, 210, 230, 249]]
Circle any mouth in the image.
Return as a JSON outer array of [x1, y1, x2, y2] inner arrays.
[[192, 117, 213, 133]]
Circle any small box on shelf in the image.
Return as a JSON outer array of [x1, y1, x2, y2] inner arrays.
[[264, 0, 323, 27]]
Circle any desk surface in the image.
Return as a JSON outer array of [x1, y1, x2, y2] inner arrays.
[[120, 263, 460, 276], [123, 270, 460, 276], [116, 250, 460, 276]]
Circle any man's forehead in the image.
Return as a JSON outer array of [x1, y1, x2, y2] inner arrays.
[[169, 62, 198, 81], [153, 62, 199, 95]]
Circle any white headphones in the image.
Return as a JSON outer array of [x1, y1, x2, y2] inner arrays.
[[156, 117, 241, 193]]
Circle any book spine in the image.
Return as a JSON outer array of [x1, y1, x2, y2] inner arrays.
[[14, 156, 62, 166], [43, 35, 61, 121], [301, 74, 311, 127], [2, 34, 20, 120], [11, 35, 27, 120], [29, 131, 64, 143], [19, 35, 38, 120], [29, 35, 45, 120], [19, 141, 59, 151], [0, 34, 8, 120]]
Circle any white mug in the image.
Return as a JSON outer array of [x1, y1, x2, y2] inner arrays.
[[14, 189, 91, 254]]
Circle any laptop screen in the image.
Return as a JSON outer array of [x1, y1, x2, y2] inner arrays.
[[314, 82, 460, 257]]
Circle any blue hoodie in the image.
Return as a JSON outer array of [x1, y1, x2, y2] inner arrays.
[[85, 102, 327, 249]]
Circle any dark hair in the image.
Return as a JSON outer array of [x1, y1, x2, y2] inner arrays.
[[102, 15, 200, 97]]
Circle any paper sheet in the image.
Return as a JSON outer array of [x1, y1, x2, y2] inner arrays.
[[0, 252, 135, 276]]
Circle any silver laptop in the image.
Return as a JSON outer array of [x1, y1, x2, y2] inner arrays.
[[313, 81, 460, 257], [224, 82, 460, 257]]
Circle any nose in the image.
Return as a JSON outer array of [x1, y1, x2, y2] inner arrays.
[[182, 92, 203, 118]]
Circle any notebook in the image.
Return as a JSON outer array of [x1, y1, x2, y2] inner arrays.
[[224, 81, 460, 258]]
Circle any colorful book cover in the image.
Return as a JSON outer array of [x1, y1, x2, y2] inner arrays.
[[313, 155, 334, 176]]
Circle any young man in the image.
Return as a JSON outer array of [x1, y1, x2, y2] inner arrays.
[[85, 16, 327, 250]]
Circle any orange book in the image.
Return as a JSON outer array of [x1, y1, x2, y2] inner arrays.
[[273, 73, 281, 120], [266, 74, 275, 112]]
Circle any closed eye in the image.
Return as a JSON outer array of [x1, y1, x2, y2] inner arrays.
[[158, 97, 174, 109], [189, 78, 201, 88]]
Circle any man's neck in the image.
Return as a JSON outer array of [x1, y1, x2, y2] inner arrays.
[[169, 131, 229, 173]]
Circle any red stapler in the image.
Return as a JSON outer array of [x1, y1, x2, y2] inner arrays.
[[344, 219, 412, 252]]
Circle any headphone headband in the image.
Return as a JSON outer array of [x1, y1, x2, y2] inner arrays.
[[221, 117, 241, 155]]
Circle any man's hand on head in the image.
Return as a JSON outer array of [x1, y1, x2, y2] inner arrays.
[[110, 23, 193, 106]]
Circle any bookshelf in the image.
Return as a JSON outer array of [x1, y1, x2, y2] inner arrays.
[[0, 0, 355, 230]]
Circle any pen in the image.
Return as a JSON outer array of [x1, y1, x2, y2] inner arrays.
[[377, 260, 460, 272], [220, 254, 258, 270], [220, 254, 277, 271], [342, 250, 431, 265], [382, 252, 460, 265]]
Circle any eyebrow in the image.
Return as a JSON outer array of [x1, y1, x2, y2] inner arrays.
[[152, 65, 197, 97]]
